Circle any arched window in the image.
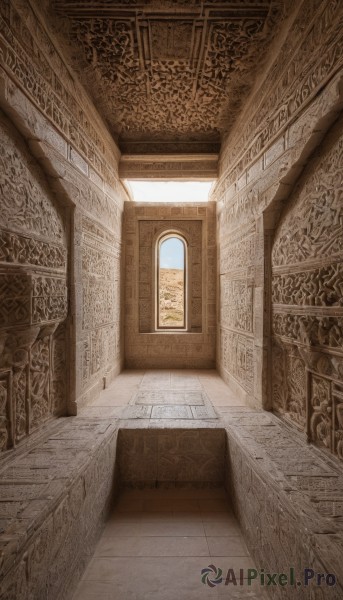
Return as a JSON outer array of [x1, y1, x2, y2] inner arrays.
[[156, 234, 187, 330]]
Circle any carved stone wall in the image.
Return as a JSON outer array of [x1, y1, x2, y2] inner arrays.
[[124, 202, 216, 368], [81, 215, 122, 398], [0, 0, 122, 185], [272, 120, 343, 461], [218, 0, 343, 180], [214, 0, 343, 409], [225, 410, 343, 600], [0, 113, 68, 451], [0, 416, 119, 600], [0, 0, 127, 418]]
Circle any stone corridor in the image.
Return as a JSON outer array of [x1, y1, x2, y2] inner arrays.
[[72, 487, 261, 600], [1, 370, 343, 598], [1, 1, 343, 598]]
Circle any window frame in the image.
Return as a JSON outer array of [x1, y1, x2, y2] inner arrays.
[[155, 231, 188, 331]]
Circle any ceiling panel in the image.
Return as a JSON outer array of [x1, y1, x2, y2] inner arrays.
[[50, 0, 288, 154]]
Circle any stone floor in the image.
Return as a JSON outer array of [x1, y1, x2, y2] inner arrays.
[[74, 369, 343, 599], [80, 370, 242, 487], [81, 369, 245, 424], [72, 487, 265, 600], [71, 371, 267, 599], [72, 371, 266, 599], [2, 370, 343, 599]]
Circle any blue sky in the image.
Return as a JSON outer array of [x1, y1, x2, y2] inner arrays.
[[160, 238, 184, 269]]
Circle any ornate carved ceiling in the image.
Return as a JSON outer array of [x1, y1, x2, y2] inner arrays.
[[50, 0, 288, 154]]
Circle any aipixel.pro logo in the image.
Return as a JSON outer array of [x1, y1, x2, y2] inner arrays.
[[201, 564, 223, 587], [201, 566, 337, 588]]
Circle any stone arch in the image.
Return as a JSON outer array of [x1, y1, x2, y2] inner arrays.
[[138, 219, 203, 334], [155, 230, 188, 330]]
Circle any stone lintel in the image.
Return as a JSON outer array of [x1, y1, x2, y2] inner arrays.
[[119, 154, 219, 180]]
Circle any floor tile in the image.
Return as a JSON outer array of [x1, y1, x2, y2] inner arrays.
[[204, 520, 241, 536], [201, 511, 235, 522], [151, 405, 193, 419], [73, 487, 257, 600], [109, 510, 175, 523], [82, 556, 257, 586], [103, 521, 205, 537], [115, 497, 145, 511], [207, 536, 249, 557], [142, 498, 201, 512], [198, 498, 231, 511], [95, 535, 209, 557]]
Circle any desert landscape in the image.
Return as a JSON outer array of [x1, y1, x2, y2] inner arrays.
[[158, 268, 185, 327]]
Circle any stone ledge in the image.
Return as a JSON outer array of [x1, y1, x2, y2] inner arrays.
[[0, 417, 119, 600], [1, 405, 343, 599], [223, 409, 343, 599]]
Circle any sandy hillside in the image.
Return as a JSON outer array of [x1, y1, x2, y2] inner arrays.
[[159, 268, 184, 327]]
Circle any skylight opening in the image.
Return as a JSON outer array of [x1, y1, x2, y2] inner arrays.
[[125, 180, 215, 203]]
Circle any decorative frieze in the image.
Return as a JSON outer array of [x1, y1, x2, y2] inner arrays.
[[119, 155, 218, 180], [0, 230, 67, 269], [273, 314, 343, 349], [272, 263, 343, 307]]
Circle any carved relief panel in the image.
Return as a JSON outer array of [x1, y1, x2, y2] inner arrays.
[[81, 216, 121, 392], [220, 328, 254, 394], [0, 113, 68, 451], [217, 217, 256, 397], [309, 374, 332, 453], [271, 124, 343, 461], [220, 277, 253, 333]]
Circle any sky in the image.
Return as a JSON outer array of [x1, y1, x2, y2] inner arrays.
[[126, 180, 214, 202], [160, 237, 184, 269]]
